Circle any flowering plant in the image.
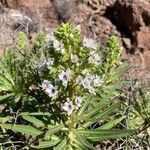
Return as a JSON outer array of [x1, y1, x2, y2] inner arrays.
[[0, 24, 134, 149]]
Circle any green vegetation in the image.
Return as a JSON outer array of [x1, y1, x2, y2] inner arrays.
[[0, 23, 149, 149]]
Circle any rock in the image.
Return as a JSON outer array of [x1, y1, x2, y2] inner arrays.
[[123, 37, 132, 50], [113, 0, 150, 34], [1, 0, 57, 30], [0, 8, 36, 53], [52, 0, 79, 23], [0, 2, 5, 13], [88, 14, 121, 46], [134, 27, 150, 51], [1, 0, 81, 29], [0, 0, 149, 85], [2, 9, 37, 34], [108, 0, 150, 52]]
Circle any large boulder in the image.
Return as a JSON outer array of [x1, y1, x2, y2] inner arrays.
[[1, 0, 81, 30], [0, 0, 57, 30], [111, 0, 150, 51], [113, 0, 150, 33], [0, 7, 36, 55]]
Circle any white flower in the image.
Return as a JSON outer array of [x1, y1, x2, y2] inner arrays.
[[85, 73, 95, 81], [92, 75, 102, 87], [81, 75, 96, 95], [83, 37, 97, 49], [82, 77, 92, 90], [75, 96, 83, 107], [63, 100, 74, 115], [53, 39, 64, 53], [59, 69, 71, 85], [47, 32, 55, 41], [88, 87, 96, 95], [45, 84, 58, 97], [47, 32, 65, 54], [46, 58, 54, 67], [41, 80, 58, 97], [41, 80, 51, 90], [88, 51, 102, 65], [76, 75, 83, 84], [71, 54, 79, 63]]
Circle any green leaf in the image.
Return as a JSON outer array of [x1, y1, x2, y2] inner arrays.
[[17, 32, 29, 50], [72, 138, 90, 150], [22, 115, 45, 127], [45, 124, 64, 139], [77, 96, 91, 116], [31, 140, 60, 149], [0, 93, 14, 104], [0, 117, 13, 123], [83, 90, 118, 118], [54, 139, 67, 150], [83, 103, 119, 128], [0, 73, 14, 87], [14, 94, 22, 103], [83, 100, 108, 118], [73, 129, 95, 150], [21, 112, 51, 116], [98, 116, 125, 129], [0, 124, 43, 137], [78, 129, 135, 141]]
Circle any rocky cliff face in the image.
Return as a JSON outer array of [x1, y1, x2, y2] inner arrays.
[[0, 0, 150, 83]]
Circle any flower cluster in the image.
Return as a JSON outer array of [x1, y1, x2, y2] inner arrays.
[[47, 32, 65, 54], [62, 97, 83, 115], [39, 24, 103, 115], [76, 70, 102, 95], [83, 37, 97, 49]]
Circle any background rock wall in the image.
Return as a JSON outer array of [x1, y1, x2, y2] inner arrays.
[[0, 0, 150, 84]]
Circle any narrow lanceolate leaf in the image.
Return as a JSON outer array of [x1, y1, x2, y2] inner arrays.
[[22, 115, 45, 127], [72, 129, 95, 150], [77, 95, 100, 116], [77, 97, 90, 116], [45, 124, 64, 139], [98, 116, 125, 129], [83, 103, 119, 128], [0, 73, 14, 87], [72, 138, 90, 150], [0, 124, 43, 137], [20, 112, 51, 116], [54, 139, 67, 150], [31, 140, 60, 149], [78, 129, 135, 141], [83, 95, 114, 118], [0, 93, 14, 104], [0, 117, 13, 124]]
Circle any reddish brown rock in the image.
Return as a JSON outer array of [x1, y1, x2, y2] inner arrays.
[[113, 0, 150, 33], [1, 0, 81, 30], [134, 27, 150, 51], [0, 0, 150, 84], [0, 7, 36, 54], [0, 0, 58, 30]]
